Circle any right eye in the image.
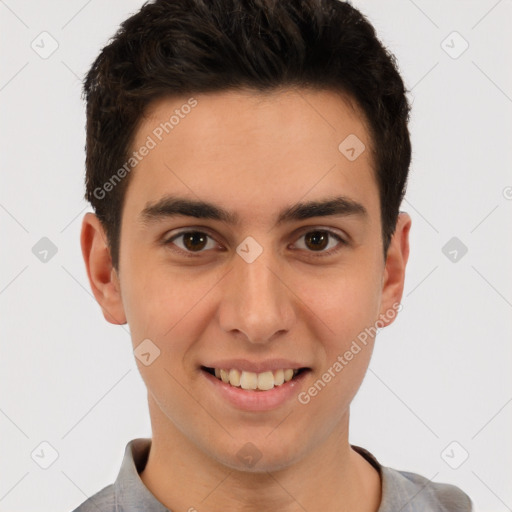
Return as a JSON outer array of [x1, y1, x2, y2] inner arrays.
[[164, 230, 220, 255]]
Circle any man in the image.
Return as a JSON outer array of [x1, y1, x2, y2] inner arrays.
[[75, 0, 473, 510]]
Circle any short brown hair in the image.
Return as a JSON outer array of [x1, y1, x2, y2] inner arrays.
[[83, 0, 411, 270]]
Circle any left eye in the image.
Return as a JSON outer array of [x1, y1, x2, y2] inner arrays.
[[293, 230, 345, 253]]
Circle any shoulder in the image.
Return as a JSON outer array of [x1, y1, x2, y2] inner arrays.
[[69, 484, 116, 512], [351, 445, 474, 512], [381, 466, 474, 512]]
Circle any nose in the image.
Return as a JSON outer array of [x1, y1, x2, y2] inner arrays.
[[217, 247, 296, 345]]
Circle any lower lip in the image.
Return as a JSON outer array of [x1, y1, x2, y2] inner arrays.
[[200, 369, 310, 412]]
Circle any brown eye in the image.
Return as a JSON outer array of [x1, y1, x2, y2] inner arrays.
[[304, 231, 329, 251], [167, 231, 217, 253], [293, 229, 346, 255], [182, 232, 208, 251]]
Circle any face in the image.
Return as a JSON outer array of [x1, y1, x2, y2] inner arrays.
[[82, 88, 410, 472]]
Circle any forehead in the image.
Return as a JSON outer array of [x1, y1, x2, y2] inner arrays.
[[125, 88, 378, 225]]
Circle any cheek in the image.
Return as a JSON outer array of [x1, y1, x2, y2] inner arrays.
[[120, 264, 225, 396], [297, 262, 382, 408], [299, 307, 377, 431], [120, 249, 211, 340], [296, 262, 382, 345]]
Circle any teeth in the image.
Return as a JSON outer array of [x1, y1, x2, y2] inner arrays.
[[257, 371, 275, 391], [240, 371, 258, 390], [210, 367, 301, 391], [228, 368, 241, 387], [274, 369, 284, 386], [283, 369, 294, 382]]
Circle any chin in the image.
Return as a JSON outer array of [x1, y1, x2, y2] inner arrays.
[[222, 452, 299, 474], [210, 436, 306, 474]]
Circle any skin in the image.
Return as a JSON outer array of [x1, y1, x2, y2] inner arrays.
[[81, 88, 411, 512]]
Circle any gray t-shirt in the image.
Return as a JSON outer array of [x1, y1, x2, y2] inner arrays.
[[71, 438, 473, 512]]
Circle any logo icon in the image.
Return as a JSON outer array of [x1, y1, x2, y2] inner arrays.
[[31, 32, 59, 59], [31, 441, 59, 469], [236, 442, 262, 468], [134, 339, 161, 366], [442, 237, 468, 263], [32, 237, 58, 263], [236, 236, 263, 264], [338, 134, 366, 162], [441, 441, 469, 469], [441, 32, 469, 60]]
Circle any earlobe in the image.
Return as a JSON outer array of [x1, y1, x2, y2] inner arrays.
[[80, 212, 127, 325], [378, 212, 411, 327]]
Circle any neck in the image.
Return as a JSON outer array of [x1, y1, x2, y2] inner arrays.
[[140, 395, 381, 512]]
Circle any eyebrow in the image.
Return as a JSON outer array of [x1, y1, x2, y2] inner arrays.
[[139, 194, 368, 227]]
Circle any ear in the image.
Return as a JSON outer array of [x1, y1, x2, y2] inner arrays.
[[80, 212, 127, 325], [377, 212, 411, 327]]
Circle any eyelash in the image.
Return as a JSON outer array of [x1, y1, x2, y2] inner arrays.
[[162, 228, 348, 259]]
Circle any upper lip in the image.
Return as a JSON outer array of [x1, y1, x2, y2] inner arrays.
[[202, 359, 310, 373]]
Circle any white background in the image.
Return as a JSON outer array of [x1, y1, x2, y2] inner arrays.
[[1, 1, 511, 511]]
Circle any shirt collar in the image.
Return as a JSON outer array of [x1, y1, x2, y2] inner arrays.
[[114, 438, 168, 511], [114, 438, 424, 512]]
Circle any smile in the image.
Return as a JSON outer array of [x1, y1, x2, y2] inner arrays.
[[200, 364, 311, 411], [202, 367, 307, 391]]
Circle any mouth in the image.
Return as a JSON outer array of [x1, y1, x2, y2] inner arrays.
[[201, 366, 310, 392]]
